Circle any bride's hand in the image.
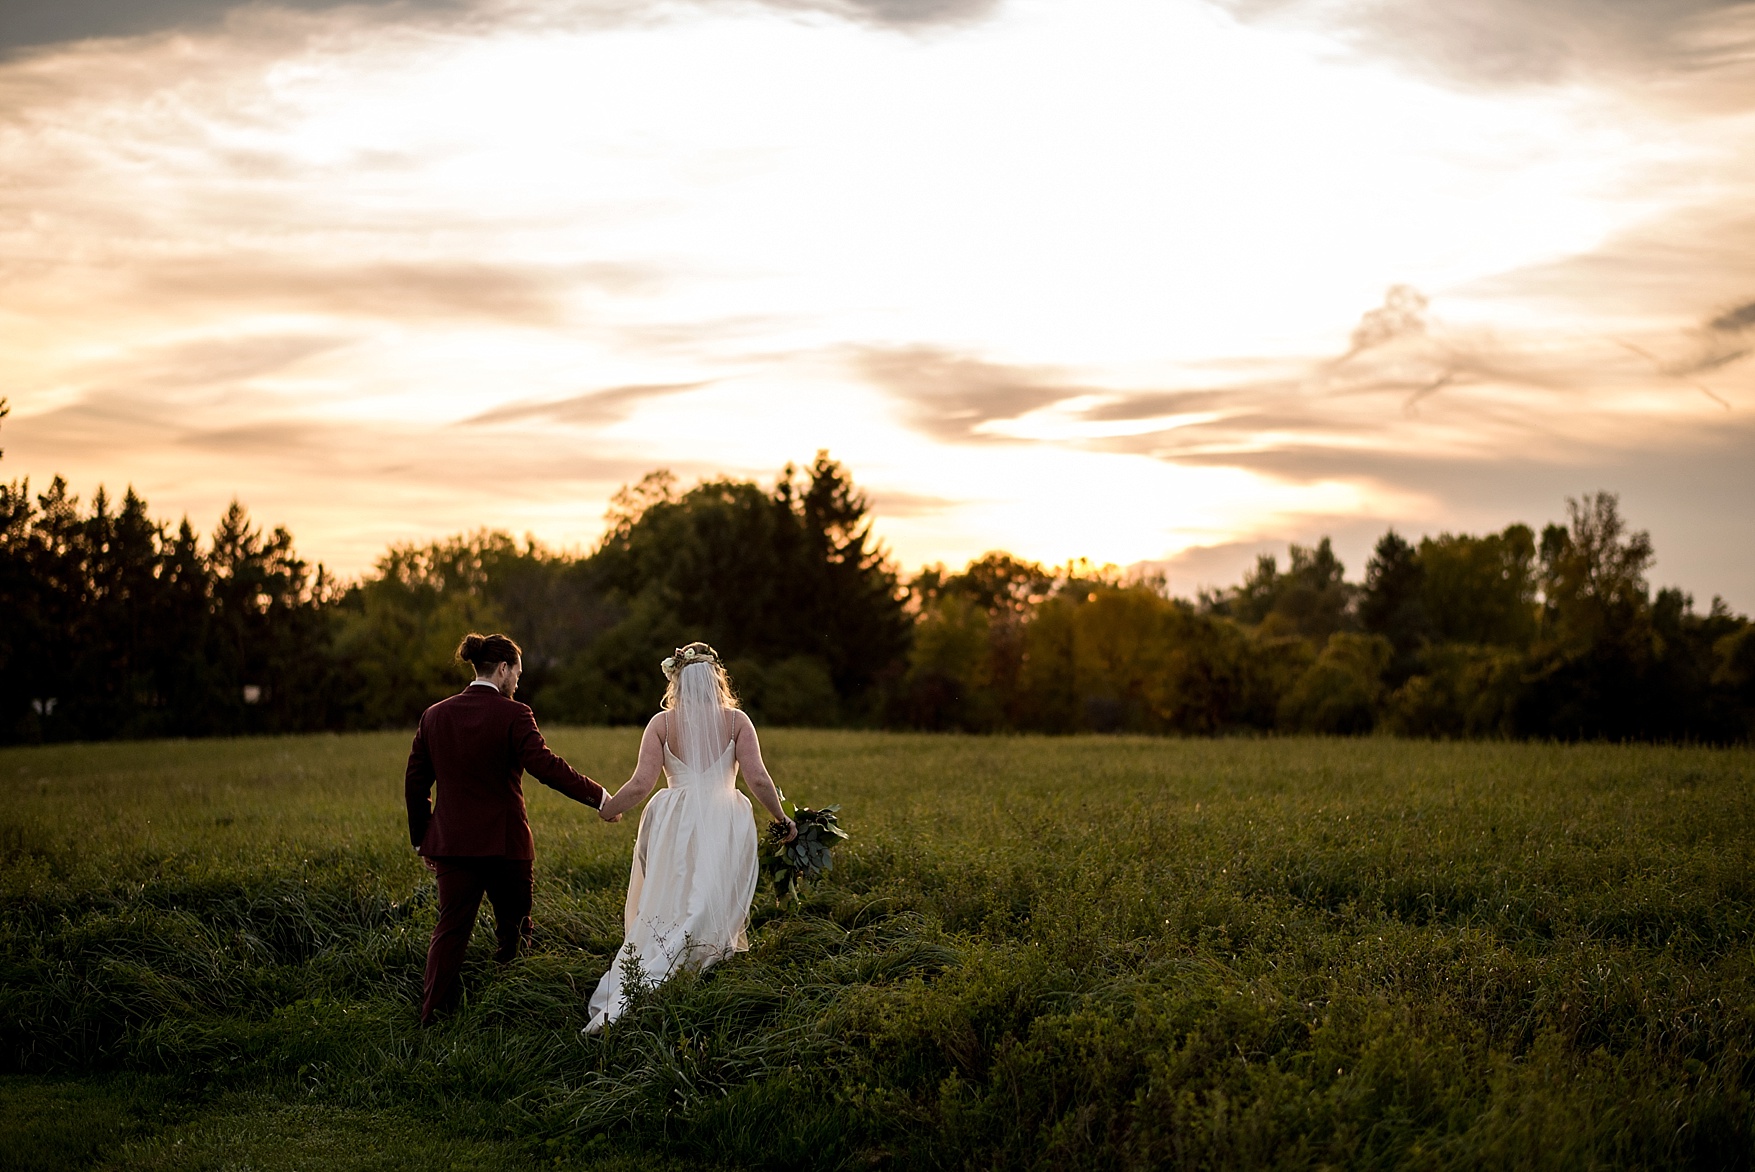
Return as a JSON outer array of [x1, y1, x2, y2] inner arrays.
[[598, 804, 621, 823], [778, 817, 797, 843]]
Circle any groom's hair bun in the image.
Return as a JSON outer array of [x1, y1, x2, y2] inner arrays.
[[457, 632, 522, 671]]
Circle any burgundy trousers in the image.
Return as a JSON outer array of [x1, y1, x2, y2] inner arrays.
[[420, 855, 534, 1025]]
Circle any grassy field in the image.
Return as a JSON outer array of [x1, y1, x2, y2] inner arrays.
[[1, 730, 1751, 1171]]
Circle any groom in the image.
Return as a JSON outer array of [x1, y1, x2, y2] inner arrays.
[[405, 632, 614, 1026]]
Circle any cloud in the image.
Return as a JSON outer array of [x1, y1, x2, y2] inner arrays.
[[1474, 203, 1755, 318], [1709, 300, 1755, 332], [467, 381, 710, 426], [84, 333, 356, 393], [5, 328, 677, 494], [1468, 201, 1755, 396], [15, 379, 660, 486], [861, 275, 1751, 465], [1, 378, 692, 570], [865, 284, 1753, 498], [1124, 345, 1737, 467], [756, 0, 999, 30], [864, 488, 963, 518], [0, 0, 997, 54], [0, 0, 468, 54], [1336, 284, 1429, 360], [7, 332, 351, 447], [131, 257, 646, 325], [1216, 0, 1755, 106], [1676, 297, 1755, 380], [856, 346, 1098, 442]]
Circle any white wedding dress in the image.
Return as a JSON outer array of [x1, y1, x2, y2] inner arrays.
[[585, 681, 760, 1033]]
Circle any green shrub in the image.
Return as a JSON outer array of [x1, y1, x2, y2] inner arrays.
[[1385, 644, 1525, 738], [1277, 633, 1393, 734]]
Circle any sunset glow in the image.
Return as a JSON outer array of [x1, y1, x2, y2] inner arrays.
[[2, 0, 1751, 601]]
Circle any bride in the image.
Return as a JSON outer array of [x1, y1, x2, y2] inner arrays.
[[584, 643, 796, 1033]]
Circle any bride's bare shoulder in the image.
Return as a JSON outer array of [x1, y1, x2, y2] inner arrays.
[[729, 707, 756, 736]]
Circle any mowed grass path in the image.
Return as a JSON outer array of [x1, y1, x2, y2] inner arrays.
[[1, 731, 1751, 1170]]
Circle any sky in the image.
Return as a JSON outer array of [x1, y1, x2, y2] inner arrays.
[[2, 0, 1752, 606]]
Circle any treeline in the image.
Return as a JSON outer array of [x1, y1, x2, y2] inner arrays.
[[2, 400, 1750, 743], [903, 500, 1753, 742], [1, 421, 908, 739]]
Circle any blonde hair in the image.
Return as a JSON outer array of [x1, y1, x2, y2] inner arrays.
[[660, 642, 740, 712]]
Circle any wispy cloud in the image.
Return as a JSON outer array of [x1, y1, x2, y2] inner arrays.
[[1217, 0, 1755, 108], [758, 0, 1000, 30], [468, 381, 711, 425], [856, 346, 1095, 442], [863, 283, 1753, 496], [5, 378, 694, 568], [77, 333, 356, 394], [864, 488, 965, 518], [0, 0, 998, 56], [1460, 197, 1755, 412], [133, 257, 648, 325]]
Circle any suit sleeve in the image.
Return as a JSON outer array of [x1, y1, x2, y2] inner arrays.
[[404, 715, 436, 849], [511, 704, 605, 808]]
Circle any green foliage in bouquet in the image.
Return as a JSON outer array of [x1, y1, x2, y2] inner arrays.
[[762, 801, 848, 903]]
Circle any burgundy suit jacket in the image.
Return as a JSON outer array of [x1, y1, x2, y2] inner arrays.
[[404, 684, 604, 859]]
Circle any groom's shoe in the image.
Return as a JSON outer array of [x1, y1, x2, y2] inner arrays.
[[420, 992, 459, 1027], [493, 914, 536, 963]]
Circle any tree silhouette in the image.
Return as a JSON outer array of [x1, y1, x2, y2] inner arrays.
[[1359, 530, 1429, 680], [0, 412, 1748, 745]]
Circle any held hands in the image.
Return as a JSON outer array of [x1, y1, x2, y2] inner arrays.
[[596, 787, 621, 822]]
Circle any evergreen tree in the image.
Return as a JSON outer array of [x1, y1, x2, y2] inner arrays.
[[1359, 530, 1430, 679]]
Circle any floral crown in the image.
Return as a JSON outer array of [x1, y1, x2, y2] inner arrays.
[[661, 643, 721, 680]]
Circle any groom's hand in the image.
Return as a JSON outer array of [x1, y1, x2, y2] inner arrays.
[[597, 806, 621, 823]]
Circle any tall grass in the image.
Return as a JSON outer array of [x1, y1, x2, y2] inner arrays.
[[2, 731, 1752, 1168]]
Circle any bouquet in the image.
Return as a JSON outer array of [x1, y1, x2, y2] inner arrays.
[[763, 801, 848, 903]]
